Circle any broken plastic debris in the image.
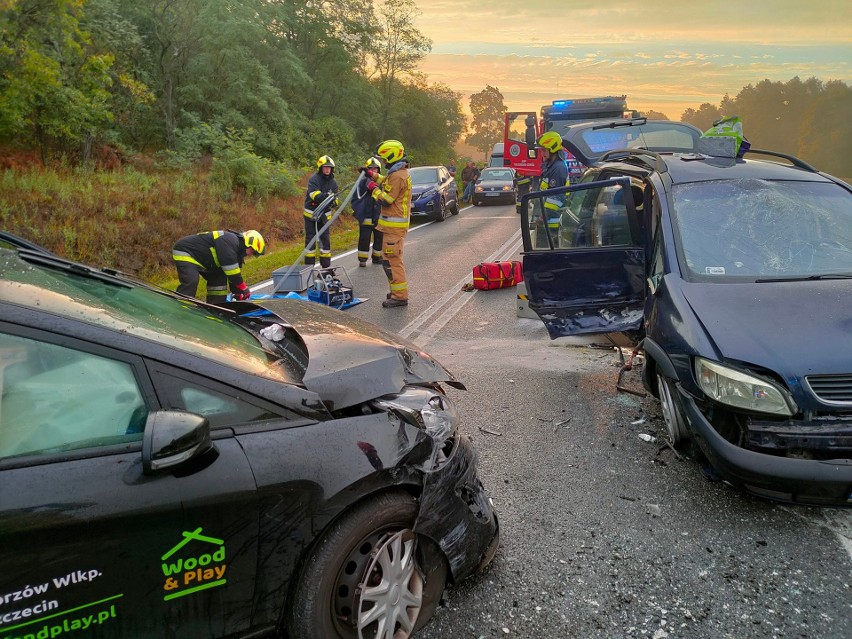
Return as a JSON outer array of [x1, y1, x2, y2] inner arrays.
[[638, 433, 656, 442], [630, 417, 646, 426]]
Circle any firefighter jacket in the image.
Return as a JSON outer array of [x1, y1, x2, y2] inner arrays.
[[352, 173, 381, 225], [172, 231, 246, 292], [304, 171, 339, 218], [372, 162, 411, 236], [539, 152, 570, 230]]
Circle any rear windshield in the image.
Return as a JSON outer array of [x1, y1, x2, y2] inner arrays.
[[671, 179, 852, 280], [571, 122, 700, 158], [409, 168, 439, 185]]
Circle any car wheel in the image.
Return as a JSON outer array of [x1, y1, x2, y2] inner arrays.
[[285, 491, 448, 639], [450, 198, 460, 215], [656, 373, 689, 444], [432, 198, 447, 222]]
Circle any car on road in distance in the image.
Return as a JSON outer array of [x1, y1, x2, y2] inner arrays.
[[520, 136, 852, 506], [409, 165, 460, 222], [472, 167, 518, 206], [0, 240, 499, 638]]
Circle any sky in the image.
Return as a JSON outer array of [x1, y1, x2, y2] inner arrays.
[[412, 0, 852, 120]]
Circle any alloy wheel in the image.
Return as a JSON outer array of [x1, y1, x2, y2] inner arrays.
[[657, 374, 688, 444]]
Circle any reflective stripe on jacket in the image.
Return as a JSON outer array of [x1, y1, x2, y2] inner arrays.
[[172, 230, 245, 291], [374, 163, 412, 232]]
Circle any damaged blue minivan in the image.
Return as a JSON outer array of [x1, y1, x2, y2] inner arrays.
[[521, 119, 852, 506]]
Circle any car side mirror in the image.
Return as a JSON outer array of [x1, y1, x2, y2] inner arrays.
[[142, 410, 213, 475]]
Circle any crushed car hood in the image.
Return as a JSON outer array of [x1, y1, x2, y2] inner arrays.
[[681, 280, 852, 375], [254, 298, 464, 410]]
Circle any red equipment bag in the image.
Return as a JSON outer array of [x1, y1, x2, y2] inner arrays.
[[472, 261, 524, 290]]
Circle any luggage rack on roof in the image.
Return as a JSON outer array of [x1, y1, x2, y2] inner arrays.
[[599, 148, 668, 173], [746, 148, 818, 172]]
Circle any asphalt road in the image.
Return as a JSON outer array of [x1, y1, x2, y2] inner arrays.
[[259, 202, 852, 639]]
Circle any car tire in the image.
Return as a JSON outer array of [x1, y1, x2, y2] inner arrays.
[[450, 198, 460, 215], [285, 491, 448, 639], [432, 197, 447, 222], [656, 373, 689, 444]]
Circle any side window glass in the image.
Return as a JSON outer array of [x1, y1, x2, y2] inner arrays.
[[158, 374, 280, 428], [0, 333, 147, 458]]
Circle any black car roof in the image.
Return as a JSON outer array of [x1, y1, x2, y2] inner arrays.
[[662, 154, 837, 185]]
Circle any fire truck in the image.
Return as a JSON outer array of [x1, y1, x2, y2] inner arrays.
[[503, 95, 637, 184]]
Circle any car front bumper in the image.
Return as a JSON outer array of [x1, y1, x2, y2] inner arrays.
[[414, 435, 500, 580], [679, 387, 852, 506]]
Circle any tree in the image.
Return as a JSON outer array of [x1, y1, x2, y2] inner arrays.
[[642, 110, 669, 120], [0, 0, 115, 162], [466, 85, 504, 160], [680, 103, 722, 131], [366, 0, 431, 137]]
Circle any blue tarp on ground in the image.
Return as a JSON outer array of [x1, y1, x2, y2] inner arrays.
[[238, 292, 367, 316]]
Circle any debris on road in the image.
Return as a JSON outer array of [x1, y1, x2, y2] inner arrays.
[[638, 433, 657, 443], [479, 427, 503, 436]]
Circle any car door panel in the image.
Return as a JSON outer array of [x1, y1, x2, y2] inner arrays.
[[0, 328, 260, 638], [520, 178, 645, 338]]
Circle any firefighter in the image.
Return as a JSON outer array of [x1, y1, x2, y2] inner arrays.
[[304, 155, 339, 268], [352, 157, 384, 267], [367, 139, 412, 308], [172, 229, 265, 304], [535, 131, 570, 248]]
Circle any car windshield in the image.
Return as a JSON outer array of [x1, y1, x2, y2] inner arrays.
[[671, 179, 852, 280], [480, 169, 513, 181], [409, 168, 439, 185], [0, 249, 278, 376]]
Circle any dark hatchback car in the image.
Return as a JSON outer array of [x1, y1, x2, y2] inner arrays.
[[521, 129, 852, 506], [472, 167, 517, 206], [409, 165, 460, 222], [0, 242, 498, 638]]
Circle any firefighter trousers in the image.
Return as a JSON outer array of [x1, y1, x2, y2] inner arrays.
[[381, 229, 408, 300], [174, 260, 228, 304], [357, 221, 383, 263], [304, 215, 331, 268]]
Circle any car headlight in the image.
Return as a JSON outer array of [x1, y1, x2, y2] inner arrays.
[[502, 185, 512, 191], [694, 357, 796, 416], [372, 386, 459, 444], [421, 187, 437, 199], [475, 185, 484, 193]]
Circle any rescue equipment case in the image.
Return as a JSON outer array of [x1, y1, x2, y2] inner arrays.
[[472, 261, 524, 290]]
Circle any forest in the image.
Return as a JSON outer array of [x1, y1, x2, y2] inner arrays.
[[1, 1, 850, 281]]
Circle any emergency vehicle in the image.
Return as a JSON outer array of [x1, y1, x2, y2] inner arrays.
[[503, 95, 637, 183]]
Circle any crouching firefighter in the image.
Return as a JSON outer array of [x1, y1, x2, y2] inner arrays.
[[353, 156, 384, 267], [367, 139, 412, 308], [172, 230, 265, 304], [534, 131, 569, 248], [304, 155, 339, 268]]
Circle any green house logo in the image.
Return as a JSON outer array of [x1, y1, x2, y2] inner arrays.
[[161, 527, 227, 601]]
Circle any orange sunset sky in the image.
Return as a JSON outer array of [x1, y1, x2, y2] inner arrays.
[[412, 0, 852, 120]]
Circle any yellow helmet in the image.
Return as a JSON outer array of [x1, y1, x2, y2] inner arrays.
[[317, 155, 335, 169], [375, 140, 405, 166], [364, 156, 382, 170], [537, 131, 563, 153], [242, 230, 265, 255]]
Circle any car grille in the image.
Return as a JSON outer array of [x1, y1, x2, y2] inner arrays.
[[805, 374, 852, 404]]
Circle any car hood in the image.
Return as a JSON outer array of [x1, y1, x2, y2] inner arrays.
[[254, 298, 464, 410], [680, 280, 852, 375], [411, 184, 437, 196]]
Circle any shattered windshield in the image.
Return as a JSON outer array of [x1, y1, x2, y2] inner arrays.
[[671, 179, 852, 280]]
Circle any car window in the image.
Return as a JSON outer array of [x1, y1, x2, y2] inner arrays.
[[671, 179, 852, 279], [574, 122, 700, 159], [409, 168, 439, 185], [527, 182, 637, 250], [0, 332, 147, 458], [157, 372, 282, 428]]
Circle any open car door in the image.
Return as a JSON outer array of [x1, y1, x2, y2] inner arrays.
[[520, 177, 645, 338]]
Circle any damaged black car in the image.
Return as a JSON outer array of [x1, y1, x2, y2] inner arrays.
[[521, 127, 852, 506], [0, 242, 498, 638]]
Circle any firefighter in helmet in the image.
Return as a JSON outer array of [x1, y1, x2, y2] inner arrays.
[[366, 139, 412, 308], [172, 230, 265, 304], [353, 156, 384, 267], [303, 155, 339, 268], [535, 131, 570, 248]]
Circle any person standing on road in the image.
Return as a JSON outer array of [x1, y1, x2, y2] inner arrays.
[[535, 131, 570, 247], [367, 139, 412, 308], [462, 162, 476, 202], [303, 155, 339, 268], [172, 230, 265, 304], [352, 156, 384, 267]]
